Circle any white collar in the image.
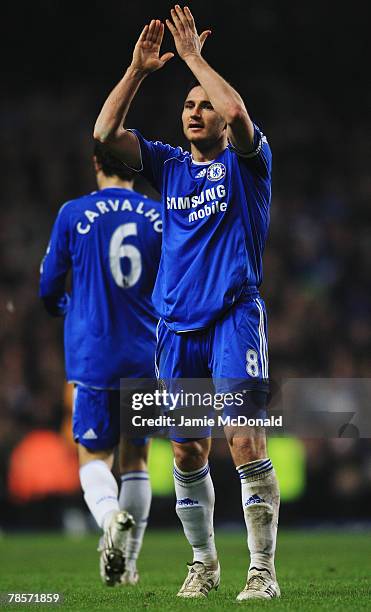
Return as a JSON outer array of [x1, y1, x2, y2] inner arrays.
[[100, 186, 131, 190], [191, 158, 215, 166]]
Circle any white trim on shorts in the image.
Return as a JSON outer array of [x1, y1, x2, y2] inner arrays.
[[154, 319, 161, 379], [72, 385, 78, 415], [254, 298, 269, 379]]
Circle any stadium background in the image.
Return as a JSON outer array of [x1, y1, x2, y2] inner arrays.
[[0, 0, 370, 533]]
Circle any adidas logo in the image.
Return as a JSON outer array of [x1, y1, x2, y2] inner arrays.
[[245, 494, 265, 506], [82, 428, 98, 440], [177, 497, 199, 506], [195, 168, 207, 178]]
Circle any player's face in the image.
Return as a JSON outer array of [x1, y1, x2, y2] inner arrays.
[[182, 86, 226, 147]]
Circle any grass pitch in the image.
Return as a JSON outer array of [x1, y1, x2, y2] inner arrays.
[[0, 530, 370, 611]]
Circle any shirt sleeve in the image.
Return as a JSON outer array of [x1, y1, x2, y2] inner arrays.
[[228, 123, 272, 179], [127, 129, 182, 193], [39, 203, 71, 316]]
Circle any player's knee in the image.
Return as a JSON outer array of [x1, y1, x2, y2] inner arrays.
[[119, 438, 150, 472], [78, 444, 114, 468], [172, 439, 210, 471]]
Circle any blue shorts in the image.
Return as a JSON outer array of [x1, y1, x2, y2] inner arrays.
[[156, 295, 269, 441], [72, 385, 147, 451]]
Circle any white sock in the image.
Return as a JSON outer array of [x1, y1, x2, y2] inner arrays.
[[79, 460, 119, 530], [237, 458, 280, 579], [119, 471, 152, 569], [173, 461, 218, 567]]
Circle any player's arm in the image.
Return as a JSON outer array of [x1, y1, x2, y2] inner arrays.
[[93, 20, 174, 168], [39, 207, 71, 317], [166, 5, 254, 153]]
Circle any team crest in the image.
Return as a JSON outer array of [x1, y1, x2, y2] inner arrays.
[[207, 162, 226, 182]]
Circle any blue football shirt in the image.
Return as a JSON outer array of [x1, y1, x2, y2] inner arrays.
[[129, 124, 272, 332], [39, 187, 162, 388]]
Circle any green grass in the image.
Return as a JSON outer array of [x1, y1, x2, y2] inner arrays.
[[0, 530, 370, 611]]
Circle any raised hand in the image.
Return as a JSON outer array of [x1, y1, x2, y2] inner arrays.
[[166, 5, 211, 61], [131, 20, 174, 75]]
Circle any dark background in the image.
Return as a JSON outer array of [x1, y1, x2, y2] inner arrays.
[[0, 0, 370, 530]]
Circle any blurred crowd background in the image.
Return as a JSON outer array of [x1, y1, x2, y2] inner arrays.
[[1, 0, 370, 531]]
